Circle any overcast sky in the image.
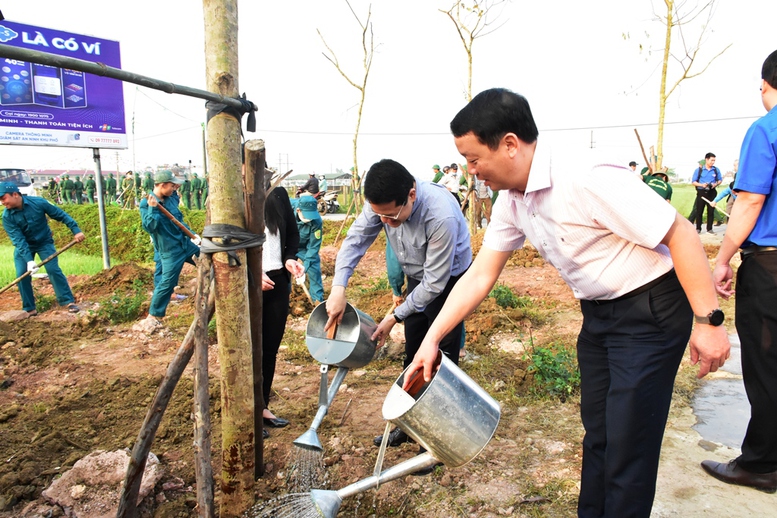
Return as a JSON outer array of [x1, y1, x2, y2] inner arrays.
[[1, 0, 775, 180]]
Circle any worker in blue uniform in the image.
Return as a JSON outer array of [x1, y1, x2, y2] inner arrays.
[[0, 182, 84, 315], [139, 170, 200, 323]]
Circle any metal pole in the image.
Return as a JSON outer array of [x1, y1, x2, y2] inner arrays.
[[92, 148, 111, 269], [0, 44, 256, 112], [201, 123, 208, 177]]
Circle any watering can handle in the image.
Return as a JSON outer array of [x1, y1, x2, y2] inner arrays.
[[404, 370, 426, 398], [326, 322, 338, 340]]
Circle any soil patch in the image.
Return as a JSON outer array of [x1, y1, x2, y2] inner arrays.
[[1, 228, 773, 517]]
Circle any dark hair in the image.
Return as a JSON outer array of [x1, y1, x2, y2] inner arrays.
[[629, 161, 637, 167], [450, 88, 539, 150], [265, 187, 285, 235], [763, 50, 777, 89], [705, 152, 716, 159], [363, 159, 415, 206]]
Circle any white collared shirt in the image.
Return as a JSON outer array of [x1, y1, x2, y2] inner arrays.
[[483, 146, 677, 300]]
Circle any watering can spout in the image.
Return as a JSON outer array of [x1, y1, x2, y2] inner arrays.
[[293, 428, 323, 452], [310, 489, 342, 518]]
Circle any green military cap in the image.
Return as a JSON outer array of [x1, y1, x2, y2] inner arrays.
[[154, 169, 184, 184]]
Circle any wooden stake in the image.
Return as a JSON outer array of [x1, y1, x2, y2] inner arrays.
[[193, 255, 215, 517], [634, 129, 653, 174], [333, 197, 356, 248], [117, 287, 216, 518]]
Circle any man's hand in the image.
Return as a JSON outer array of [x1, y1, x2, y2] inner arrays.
[[712, 261, 735, 299], [689, 324, 731, 379], [147, 194, 158, 207], [73, 232, 86, 243], [325, 286, 347, 332], [371, 314, 398, 348], [191, 234, 202, 246], [402, 337, 441, 390], [26, 261, 39, 274]]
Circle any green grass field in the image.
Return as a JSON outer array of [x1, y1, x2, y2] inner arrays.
[[0, 245, 109, 286], [669, 183, 697, 219]]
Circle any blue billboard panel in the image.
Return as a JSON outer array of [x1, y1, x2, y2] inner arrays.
[[0, 21, 126, 149]]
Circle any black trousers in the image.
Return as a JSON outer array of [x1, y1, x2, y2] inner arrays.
[[261, 269, 291, 410], [694, 188, 716, 231], [735, 252, 777, 473], [403, 273, 465, 369], [577, 270, 691, 518]]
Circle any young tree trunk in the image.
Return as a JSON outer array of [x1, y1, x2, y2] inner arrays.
[[203, 1, 255, 515]]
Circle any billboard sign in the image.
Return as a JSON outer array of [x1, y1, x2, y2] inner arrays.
[[0, 21, 126, 149]]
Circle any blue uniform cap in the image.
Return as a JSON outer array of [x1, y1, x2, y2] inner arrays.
[[0, 182, 20, 196], [298, 195, 320, 220]]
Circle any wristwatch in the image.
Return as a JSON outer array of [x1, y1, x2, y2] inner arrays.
[[694, 308, 725, 326], [392, 311, 404, 323]]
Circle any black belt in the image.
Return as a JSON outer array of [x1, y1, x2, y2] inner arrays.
[[741, 245, 777, 258], [265, 268, 286, 276], [589, 269, 675, 305]]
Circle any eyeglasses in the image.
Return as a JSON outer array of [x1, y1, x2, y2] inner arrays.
[[374, 199, 406, 221]]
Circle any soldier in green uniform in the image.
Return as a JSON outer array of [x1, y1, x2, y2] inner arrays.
[[61, 174, 74, 204], [133, 171, 142, 205], [73, 175, 84, 204], [121, 171, 135, 209], [84, 174, 96, 204], [432, 164, 443, 183], [180, 174, 192, 209], [142, 171, 154, 195], [106, 173, 117, 205], [202, 173, 209, 206], [644, 171, 673, 202], [47, 177, 59, 203], [191, 173, 202, 210]]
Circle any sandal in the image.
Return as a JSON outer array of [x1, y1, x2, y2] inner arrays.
[[27, 310, 38, 317]]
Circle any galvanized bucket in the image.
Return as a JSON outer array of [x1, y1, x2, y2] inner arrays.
[[306, 301, 377, 368], [382, 352, 501, 467]]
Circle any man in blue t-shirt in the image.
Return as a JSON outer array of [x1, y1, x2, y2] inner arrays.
[[705, 49, 777, 494], [691, 152, 722, 234]]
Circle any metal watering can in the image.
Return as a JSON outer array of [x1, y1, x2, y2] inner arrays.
[[293, 301, 378, 452], [310, 352, 502, 517]]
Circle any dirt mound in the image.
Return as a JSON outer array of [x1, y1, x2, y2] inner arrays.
[[74, 263, 154, 299]]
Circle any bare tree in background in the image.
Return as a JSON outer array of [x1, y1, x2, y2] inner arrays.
[[440, 0, 510, 103], [650, 0, 730, 171], [441, 0, 509, 232], [318, 0, 375, 214]]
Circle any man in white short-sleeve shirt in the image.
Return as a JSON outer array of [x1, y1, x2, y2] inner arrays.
[[404, 88, 731, 518]]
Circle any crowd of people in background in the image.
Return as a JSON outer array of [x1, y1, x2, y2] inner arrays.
[[431, 161, 495, 229], [39, 167, 209, 210]]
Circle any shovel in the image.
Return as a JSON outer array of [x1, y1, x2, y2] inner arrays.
[[702, 196, 731, 218], [0, 239, 80, 295]]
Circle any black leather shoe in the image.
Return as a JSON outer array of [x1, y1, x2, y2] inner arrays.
[[411, 462, 443, 477], [263, 428, 269, 439], [263, 416, 290, 428], [701, 460, 777, 493], [373, 427, 413, 447]]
